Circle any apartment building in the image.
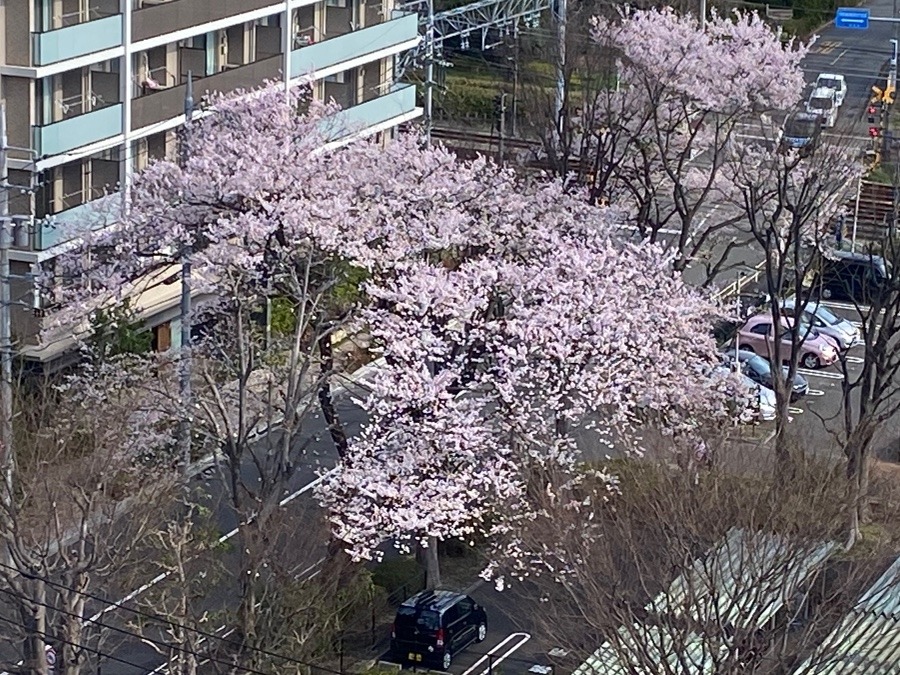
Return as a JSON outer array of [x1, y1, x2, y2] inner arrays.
[[0, 0, 422, 370]]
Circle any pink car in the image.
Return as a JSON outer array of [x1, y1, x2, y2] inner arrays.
[[736, 315, 839, 369]]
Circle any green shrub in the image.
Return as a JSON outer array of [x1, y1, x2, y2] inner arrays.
[[371, 556, 424, 601]]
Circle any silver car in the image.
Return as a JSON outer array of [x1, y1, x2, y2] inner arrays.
[[782, 297, 861, 350]]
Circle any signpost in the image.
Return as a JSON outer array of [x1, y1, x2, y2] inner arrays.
[[835, 7, 870, 29]]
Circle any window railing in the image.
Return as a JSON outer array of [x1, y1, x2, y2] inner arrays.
[[50, 5, 117, 30], [55, 89, 119, 121]]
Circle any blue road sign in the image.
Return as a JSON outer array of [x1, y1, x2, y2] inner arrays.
[[835, 7, 870, 29]]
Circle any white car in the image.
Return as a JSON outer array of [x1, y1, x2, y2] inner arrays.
[[806, 87, 838, 128], [815, 73, 847, 107], [713, 366, 777, 423]]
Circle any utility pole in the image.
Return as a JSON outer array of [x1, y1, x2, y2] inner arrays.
[[425, 0, 436, 146], [699, 0, 706, 29], [177, 74, 194, 478], [553, 0, 566, 148], [0, 102, 11, 510], [508, 32, 519, 138], [498, 92, 508, 166]]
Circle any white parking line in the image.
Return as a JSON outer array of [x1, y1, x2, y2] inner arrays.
[[788, 407, 804, 415], [823, 300, 873, 313], [461, 633, 532, 675], [844, 356, 865, 365], [807, 389, 826, 397], [797, 368, 844, 380]]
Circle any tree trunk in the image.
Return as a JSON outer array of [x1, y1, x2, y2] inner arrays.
[[60, 586, 86, 675], [237, 519, 262, 660], [21, 580, 48, 675], [424, 537, 441, 590], [844, 421, 877, 550], [317, 332, 348, 458]]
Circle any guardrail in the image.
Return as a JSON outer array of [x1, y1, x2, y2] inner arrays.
[[713, 261, 767, 302]]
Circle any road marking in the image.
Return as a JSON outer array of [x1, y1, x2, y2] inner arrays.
[[146, 557, 326, 674], [788, 407, 804, 415], [807, 389, 826, 397], [89, 468, 337, 624], [830, 48, 848, 65], [823, 300, 872, 313], [797, 368, 844, 380], [461, 633, 532, 675], [845, 355, 865, 364]]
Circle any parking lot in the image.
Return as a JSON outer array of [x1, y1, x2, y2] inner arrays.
[[736, 297, 900, 460]]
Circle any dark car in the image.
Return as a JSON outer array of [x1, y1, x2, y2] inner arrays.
[[807, 249, 892, 305], [722, 350, 810, 402], [780, 111, 822, 158], [391, 590, 487, 670]]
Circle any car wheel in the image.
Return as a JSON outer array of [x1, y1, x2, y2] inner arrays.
[[801, 353, 821, 369], [477, 623, 487, 642], [442, 651, 452, 671]]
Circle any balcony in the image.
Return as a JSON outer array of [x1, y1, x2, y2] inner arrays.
[[321, 84, 419, 142], [34, 192, 123, 251], [32, 14, 124, 66], [132, 0, 281, 42], [131, 55, 282, 131], [290, 11, 418, 80], [33, 104, 124, 157]]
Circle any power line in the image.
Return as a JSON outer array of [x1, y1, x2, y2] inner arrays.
[[0, 610, 148, 673], [0, 558, 347, 675], [0, 582, 285, 675]]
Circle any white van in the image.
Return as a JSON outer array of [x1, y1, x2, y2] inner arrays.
[[806, 87, 838, 128]]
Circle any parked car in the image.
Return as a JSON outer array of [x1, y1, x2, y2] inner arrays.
[[806, 87, 838, 127], [722, 350, 809, 401], [714, 366, 777, 422], [736, 315, 839, 369], [780, 112, 822, 157], [391, 590, 487, 670], [806, 249, 892, 305], [815, 73, 847, 107], [781, 296, 861, 350]]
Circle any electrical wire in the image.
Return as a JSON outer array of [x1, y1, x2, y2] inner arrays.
[[0, 558, 347, 675], [0, 610, 149, 673]]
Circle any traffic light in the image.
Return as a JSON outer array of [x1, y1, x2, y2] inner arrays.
[[886, 84, 897, 105], [870, 126, 881, 137], [868, 105, 878, 124]]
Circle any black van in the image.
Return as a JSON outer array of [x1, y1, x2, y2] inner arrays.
[[808, 249, 892, 305], [391, 590, 488, 670]]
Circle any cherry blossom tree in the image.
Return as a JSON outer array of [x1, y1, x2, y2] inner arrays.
[[318, 179, 745, 587], [533, 8, 811, 284], [48, 82, 545, 663]]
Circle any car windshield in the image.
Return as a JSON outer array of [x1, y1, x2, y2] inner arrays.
[[396, 608, 441, 636], [809, 97, 833, 110], [818, 77, 840, 89], [784, 118, 817, 138], [805, 303, 842, 326], [745, 354, 772, 376]]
